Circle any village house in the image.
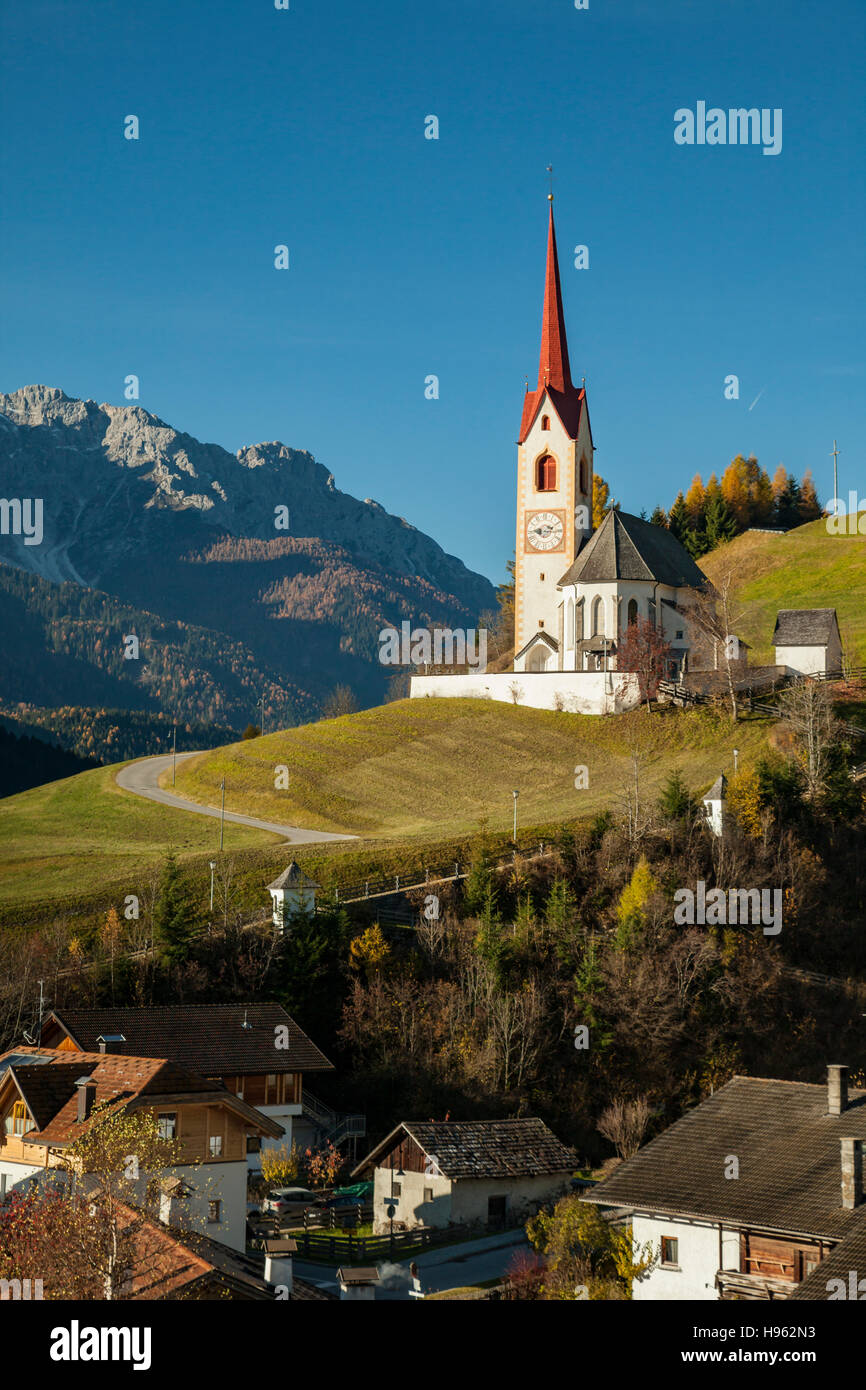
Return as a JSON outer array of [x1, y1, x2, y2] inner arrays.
[[0, 1044, 283, 1251], [773, 608, 843, 678], [352, 1118, 576, 1235], [36, 1002, 363, 1168], [581, 1065, 866, 1300]]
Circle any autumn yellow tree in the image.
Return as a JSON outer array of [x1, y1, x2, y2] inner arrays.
[[349, 924, 391, 976], [684, 473, 705, 526], [592, 474, 616, 528]]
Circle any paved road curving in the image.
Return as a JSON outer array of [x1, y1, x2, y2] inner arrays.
[[115, 752, 355, 844]]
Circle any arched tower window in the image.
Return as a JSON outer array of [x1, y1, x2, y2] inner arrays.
[[591, 596, 603, 637], [627, 598, 639, 627], [541, 415, 550, 431], [579, 456, 588, 495], [535, 455, 557, 491]]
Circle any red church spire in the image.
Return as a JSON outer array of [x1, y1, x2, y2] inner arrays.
[[537, 198, 572, 393], [517, 196, 587, 444]]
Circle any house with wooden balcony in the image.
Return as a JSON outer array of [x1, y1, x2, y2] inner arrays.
[[582, 1064, 866, 1300], [0, 1044, 283, 1252], [35, 1003, 364, 1168]]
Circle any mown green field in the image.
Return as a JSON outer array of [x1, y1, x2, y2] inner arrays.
[[0, 763, 271, 909], [0, 699, 775, 918], [169, 698, 771, 838], [700, 520, 866, 663]]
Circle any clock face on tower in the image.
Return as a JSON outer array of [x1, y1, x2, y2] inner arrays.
[[525, 509, 566, 553]]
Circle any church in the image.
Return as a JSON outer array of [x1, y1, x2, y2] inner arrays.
[[410, 197, 705, 715]]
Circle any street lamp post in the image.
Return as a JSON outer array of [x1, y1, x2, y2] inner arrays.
[[512, 789, 519, 844], [260, 691, 266, 738], [209, 860, 216, 914], [172, 723, 177, 786], [733, 748, 739, 774], [219, 778, 226, 852]]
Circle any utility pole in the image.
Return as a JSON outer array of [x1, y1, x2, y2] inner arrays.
[[209, 860, 216, 913], [219, 778, 226, 852], [260, 690, 266, 738], [172, 722, 177, 786], [830, 439, 841, 515], [512, 789, 519, 843]]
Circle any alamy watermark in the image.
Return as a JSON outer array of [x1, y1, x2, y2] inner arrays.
[[674, 103, 782, 156], [0, 498, 43, 545], [378, 623, 487, 670], [673, 880, 782, 935]]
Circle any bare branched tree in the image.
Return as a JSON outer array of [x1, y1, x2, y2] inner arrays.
[[779, 677, 841, 799], [597, 1096, 652, 1159], [680, 566, 745, 721]]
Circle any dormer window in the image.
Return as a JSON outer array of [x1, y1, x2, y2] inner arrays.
[[535, 455, 557, 491], [5, 1101, 31, 1137], [541, 415, 550, 431]]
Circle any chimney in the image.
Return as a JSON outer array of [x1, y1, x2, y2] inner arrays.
[[75, 1078, 97, 1123], [264, 1238, 296, 1294], [841, 1137, 863, 1210], [828, 1064, 849, 1115]]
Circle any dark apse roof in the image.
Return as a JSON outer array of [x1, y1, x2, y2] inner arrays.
[[557, 509, 706, 589], [582, 1074, 866, 1241]]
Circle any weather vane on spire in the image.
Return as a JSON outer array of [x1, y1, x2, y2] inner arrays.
[[546, 164, 554, 201]]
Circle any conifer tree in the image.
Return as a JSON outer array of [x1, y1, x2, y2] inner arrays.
[[667, 492, 689, 545], [798, 470, 821, 521], [153, 853, 198, 966]]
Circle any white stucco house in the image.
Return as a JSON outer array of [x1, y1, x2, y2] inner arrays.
[[582, 1065, 866, 1300], [773, 609, 843, 677], [352, 1117, 576, 1235]]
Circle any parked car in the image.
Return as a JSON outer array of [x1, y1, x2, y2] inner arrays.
[[315, 1182, 373, 1209], [261, 1187, 319, 1219]]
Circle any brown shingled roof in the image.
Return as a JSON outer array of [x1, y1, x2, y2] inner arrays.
[[44, 1003, 333, 1075], [582, 1075, 866, 1242], [354, 1117, 576, 1181]]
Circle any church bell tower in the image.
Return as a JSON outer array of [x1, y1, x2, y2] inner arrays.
[[514, 197, 594, 667]]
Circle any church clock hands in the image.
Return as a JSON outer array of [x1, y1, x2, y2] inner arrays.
[[526, 510, 565, 552]]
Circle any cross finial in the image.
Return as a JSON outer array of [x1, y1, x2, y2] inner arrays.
[[546, 164, 554, 201]]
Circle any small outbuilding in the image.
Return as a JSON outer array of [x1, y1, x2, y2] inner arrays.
[[702, 773, 727, 839], [267, 862, 320, 928], [352, 1117, 576, 1234], [773, 609, 843, 678]]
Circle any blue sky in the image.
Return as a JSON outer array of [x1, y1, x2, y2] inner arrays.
[[1, 0, 863, 585]]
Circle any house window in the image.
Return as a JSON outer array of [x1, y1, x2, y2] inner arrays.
[[535, 455, 557, 491], [676, 630, 683, 640], [157, 1113, 177, 1140], [246, 1136, 261, 1155], [539, 573, 545, 582], [209, 1135, 223, 1158], [541, 415, 550, 431], [391, 1181, 402, 1199], [6, 1101, 30, 1137], [661, 1236, 679, 1267], [208, 1200, 221, 1224], [423, 1187, 434, 1203]]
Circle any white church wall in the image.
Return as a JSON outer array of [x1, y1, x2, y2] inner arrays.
[[409, 671, 641, 714]]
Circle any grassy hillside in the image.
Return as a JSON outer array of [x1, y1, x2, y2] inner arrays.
[[169, 697, 773, 839], [700, 520, 866, 663], [0, 764, 271, 908]]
